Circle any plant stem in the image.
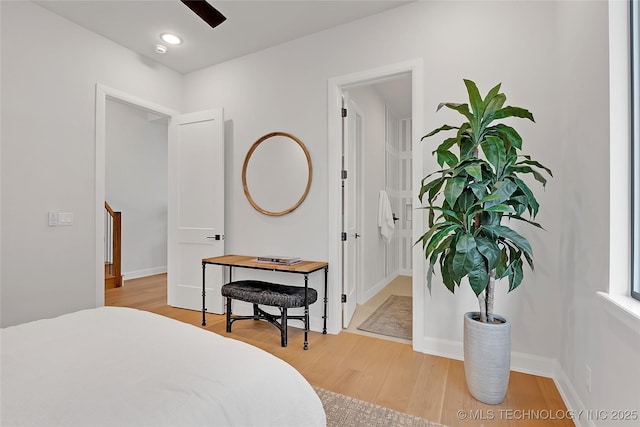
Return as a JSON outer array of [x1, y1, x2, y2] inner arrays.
[[478, 292, 487, 323], [487, 269, 495, 323]]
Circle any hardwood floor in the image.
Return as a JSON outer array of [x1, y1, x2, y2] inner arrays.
[[106, 274, 574, 427]]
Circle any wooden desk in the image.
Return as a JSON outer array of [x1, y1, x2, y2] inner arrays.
[[201, 255, 328, 348]]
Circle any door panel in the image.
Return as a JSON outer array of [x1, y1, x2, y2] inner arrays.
[[168, 109, 225, 313]]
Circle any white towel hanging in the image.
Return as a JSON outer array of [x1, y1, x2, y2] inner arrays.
[[378, 190, 394, 243]]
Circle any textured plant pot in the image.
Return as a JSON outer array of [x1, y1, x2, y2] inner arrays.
[[463, 311, 511, 405]]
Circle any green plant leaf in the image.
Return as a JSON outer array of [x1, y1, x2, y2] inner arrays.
[[422, 124, 459, 140], [419, 175, 446, 203], [442, 102, 474, 123], [469, 182, 489, 200], [512, 176, 540, 217], [436, 148, 458, 168], [467, 249, 489, 295], [464, 79, 484, 117], [444, 176, 466, 208], [493, 106, 535, 122], [517, 156, 553, 177], [491, 124, 522, 150], [441, 248, 457, 292], [483, 180, 518, 209], [455, 233, 476, 253], [480, 135, 506, 175], [481, 93, 507, 128], [509, 165, 548, 186], [465, 164, 483, 181], [508, 258, 524, 291], [483, 83, 502, 110], [482, 224, 533, 256], [425, 224, 460, 259], [483, 204, 515, 213], [475, 236, 501, 270]]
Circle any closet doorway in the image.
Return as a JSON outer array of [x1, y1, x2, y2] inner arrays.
[[340, 75, 414, 342]]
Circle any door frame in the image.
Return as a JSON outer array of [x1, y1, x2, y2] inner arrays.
[[94, 84, 179, 307], [327, 59, 424, 346]]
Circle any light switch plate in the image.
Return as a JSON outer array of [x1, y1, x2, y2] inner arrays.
[[58, 213, 73, 225], [48, 211, 58, 226]]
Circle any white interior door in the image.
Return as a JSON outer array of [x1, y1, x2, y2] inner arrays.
[[167, 109, 225, 313], [342, 95, 360, 328]]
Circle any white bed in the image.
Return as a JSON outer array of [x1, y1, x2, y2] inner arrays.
[[1, 306, 326, 427]]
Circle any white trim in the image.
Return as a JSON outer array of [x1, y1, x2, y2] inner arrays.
[[602, 0, 640, 335], [122, 266, 168, 282], [327, 59, 424, 341], [552, 361, 592, 427], [94, 84, 179, 307], [608, 0, 631, 297], [597, 292, 640, 335]]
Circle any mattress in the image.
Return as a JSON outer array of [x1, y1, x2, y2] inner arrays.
[[1, 306, 326, 427]]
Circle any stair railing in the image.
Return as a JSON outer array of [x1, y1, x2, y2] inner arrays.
[[104, 202, 122, 287]]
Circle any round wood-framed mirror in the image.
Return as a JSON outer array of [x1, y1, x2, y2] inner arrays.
[[242, 132, 312, 216]]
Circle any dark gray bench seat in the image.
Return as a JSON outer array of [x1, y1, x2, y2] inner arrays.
[[221, 280, 318, 348]]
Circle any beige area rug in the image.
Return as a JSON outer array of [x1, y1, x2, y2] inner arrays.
[[357, 295, 412, 340], [314, 386, 446, 427]]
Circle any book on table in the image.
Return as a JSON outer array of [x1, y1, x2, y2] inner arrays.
[[256, 255, 302, 265]]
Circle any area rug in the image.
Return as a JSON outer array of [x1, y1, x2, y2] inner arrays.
[[314, 386, 445, 427], [357, 295, 412, 340]]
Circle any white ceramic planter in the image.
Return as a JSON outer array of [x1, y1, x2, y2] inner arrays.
[[463, 311, 511, 405]]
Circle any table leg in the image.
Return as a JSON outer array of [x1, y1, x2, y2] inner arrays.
[[303, 273, 309, 350], [202, 262, 207, 326], [323, 266, 328, 334]]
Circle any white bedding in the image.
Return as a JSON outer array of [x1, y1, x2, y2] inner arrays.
[[1, 307, 326, 427]]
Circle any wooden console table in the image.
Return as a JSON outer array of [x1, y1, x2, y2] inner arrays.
[[201, 255, 328, 349]]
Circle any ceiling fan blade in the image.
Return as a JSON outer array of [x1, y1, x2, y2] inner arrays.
[[181, 0, 226, 29]]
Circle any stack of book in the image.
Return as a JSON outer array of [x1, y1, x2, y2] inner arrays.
[[256, 255, 302, 266]]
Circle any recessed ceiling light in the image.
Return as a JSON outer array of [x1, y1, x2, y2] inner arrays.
[[160, 33, 182, 45], [154, 44, 167, 54]]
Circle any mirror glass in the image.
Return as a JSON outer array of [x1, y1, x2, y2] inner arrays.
[[242, 132, 312, 216]]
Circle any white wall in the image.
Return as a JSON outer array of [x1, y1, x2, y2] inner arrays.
[[105, 100, 168, 279], [182, 0, 563, 366], [555, 1, 640, 425], [0, 1, 182, 327]]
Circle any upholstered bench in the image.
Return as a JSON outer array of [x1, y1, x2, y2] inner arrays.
[[221, 280, 318, 348]]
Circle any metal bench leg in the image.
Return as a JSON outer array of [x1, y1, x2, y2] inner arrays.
[[281, 307, 288, 347], [226, 297, 232, 333]]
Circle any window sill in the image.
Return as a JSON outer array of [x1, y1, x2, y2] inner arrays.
[[596, 292, 640, 335]]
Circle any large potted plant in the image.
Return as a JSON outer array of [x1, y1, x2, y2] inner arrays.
[[418, 79, 552, 404]]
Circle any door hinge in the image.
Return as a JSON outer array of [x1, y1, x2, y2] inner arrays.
[[341, 294, 347, 303], [341, 232, 347, 241], [341, 170, 347, 180], [342, 108, 347, 118]]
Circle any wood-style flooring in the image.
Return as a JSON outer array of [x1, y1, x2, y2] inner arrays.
[[105, 274, 574, 427]]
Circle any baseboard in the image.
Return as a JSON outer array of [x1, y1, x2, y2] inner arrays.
[[122, 266, 167, 281], [360, 274, 396, 304], [552, 362, 591, 427]]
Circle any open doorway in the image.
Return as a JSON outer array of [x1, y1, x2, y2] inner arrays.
[[340, 76, 414, 343], [94, 84, 179, 307], [104, 99, 169, 289]]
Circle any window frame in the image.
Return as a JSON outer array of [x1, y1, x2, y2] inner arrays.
[[631, 0, 640, 301]]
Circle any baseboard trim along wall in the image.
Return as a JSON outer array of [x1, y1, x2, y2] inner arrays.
[[122, 266, 167, 281]]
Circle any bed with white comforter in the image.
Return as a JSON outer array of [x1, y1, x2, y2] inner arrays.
[[1, 306, 326, 427]]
